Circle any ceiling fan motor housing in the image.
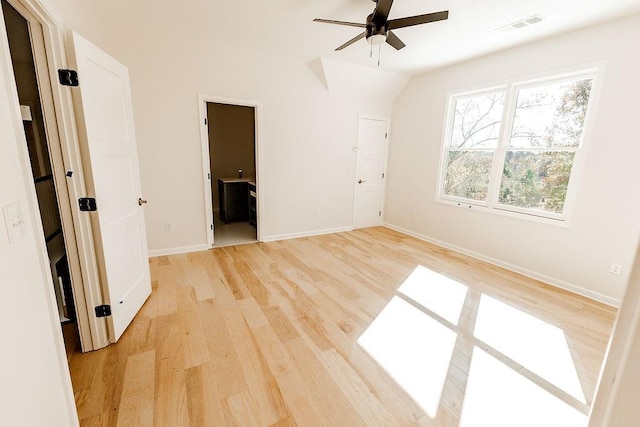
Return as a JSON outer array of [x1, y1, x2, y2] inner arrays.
[[366, 13, 387, 44]]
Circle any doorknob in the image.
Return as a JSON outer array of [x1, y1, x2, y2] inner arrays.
[[358, 179, 366, 184], [138, 198, 148, 206]]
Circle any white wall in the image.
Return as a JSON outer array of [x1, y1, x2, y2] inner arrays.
[[36, 0, 408, 253], [589, 243, 640, 425], [0, 5, 77, 424], [385, 14, 640, 304]]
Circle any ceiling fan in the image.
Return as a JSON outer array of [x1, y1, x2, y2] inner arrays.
[[314, 0, 449, 51]]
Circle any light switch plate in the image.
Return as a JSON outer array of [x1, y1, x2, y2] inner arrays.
[[3, 201, 25, 243], [20, 105, 32, 121]]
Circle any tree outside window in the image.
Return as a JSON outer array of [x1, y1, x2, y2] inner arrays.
[[439, 72, 596, 220]]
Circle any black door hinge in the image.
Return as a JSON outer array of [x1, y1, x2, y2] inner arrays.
[[379, 211, 382, 216], [79, 197, 97, 211], [95, 305, 111, 317], [58, 69, 79, 86]]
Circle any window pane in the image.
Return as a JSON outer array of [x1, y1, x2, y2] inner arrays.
[[451, 92, 505, 149], [510, 79, 593, 148], [499, 151, 576, 214], [444, 151, 494, 201]]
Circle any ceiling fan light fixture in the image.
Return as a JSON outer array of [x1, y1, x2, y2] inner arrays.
[[313, 0, 449, 52], [368, 34, 386, 45]]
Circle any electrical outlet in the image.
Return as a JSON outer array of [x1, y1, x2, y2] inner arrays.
[[609, 263, 623, 275], [164, 222, 172, 232]]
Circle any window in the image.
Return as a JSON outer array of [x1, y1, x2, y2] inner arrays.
[[438, 71, 597, 221]]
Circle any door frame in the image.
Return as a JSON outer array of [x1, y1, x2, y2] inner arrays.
[[352, 115, 390, 229], [198, 94, 263, 246], [3, 0, 108, 351]]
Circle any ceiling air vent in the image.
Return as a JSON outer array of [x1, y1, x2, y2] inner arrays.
[[496, 15, 544, 32]]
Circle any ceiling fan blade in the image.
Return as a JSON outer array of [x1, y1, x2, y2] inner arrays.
[[386, 31, 406, 50], [335, 31, 366, 51], [372, 0, 394, 24], [387, 10, 449, 30], [313, 18, 366, 28]]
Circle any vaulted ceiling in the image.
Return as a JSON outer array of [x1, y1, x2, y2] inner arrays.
[[305, 0, 640, 75]]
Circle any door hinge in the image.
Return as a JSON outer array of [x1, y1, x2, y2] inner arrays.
[[208, 173, 211, 180], [95, 304, 111, 317], [58, 69, 79, 87], [210, 224, 213, 230], [204, 117, 207, 125], [379, 211, 382, 217], [385, 132, 388, 139], [382, 172, 385, 179], [78, 197, 97, 212]]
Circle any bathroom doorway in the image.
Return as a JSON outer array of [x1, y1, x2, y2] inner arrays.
[[200, 98, 260, 247]]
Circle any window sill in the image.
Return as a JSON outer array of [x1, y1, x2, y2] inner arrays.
[[435, 197, 571, 228]]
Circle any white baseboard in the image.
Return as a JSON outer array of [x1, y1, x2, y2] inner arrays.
[[262, 226, 354, 243], [384, 222, 620, 307], [148, 243, 210, 257]]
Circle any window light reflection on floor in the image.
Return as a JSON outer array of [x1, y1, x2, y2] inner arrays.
[[459, 348, 586, 427], [474, 295, 586, 403], [357, 296, 457, 417], [397, 265, 469, 326], [357, 265, 590, 425]]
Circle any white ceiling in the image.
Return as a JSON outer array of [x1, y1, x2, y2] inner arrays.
[[301, 0, 640, 75]]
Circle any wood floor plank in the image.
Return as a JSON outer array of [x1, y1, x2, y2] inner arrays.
[[185, 362, 227, 426], [222, 390, 262, 427], [69, 227, 616, 427], [318, 347, 401, 426], [198, 298, 249, 398], [118, 350, 155, 411], [249, 323, 327, 425], [224, 306, 289, 425], [177, 287, 210, 370], [285, 337, 368, 426], [154, 314, 189, 426]]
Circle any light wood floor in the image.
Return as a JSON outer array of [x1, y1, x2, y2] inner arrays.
[[68, 227, 616, 426]]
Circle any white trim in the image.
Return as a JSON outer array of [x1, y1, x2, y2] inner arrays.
[[384, 222, 620, 307], [435, 198, 572, 228], [148, 243, 209, 257], [198, 94, 263, 247], [262, 226, 354, 243]]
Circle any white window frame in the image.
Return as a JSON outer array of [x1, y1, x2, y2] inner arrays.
[[436, 68, 601, 225]]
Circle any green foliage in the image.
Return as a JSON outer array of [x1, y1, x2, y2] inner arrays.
[[444, 78, 592, 214]]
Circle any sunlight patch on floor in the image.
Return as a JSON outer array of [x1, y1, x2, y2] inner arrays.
[[357, 265, 589, 425], [397, 265, 469, 325], [357, 296, 457, 417], [459, 348, 586, 427], [475, 295, 586, 403]]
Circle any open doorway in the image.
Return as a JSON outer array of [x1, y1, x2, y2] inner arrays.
[[2, 0, 80, 356], [201, 99, 260, 247]]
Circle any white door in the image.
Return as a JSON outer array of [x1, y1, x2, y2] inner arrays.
[[353, 118, 388, 229], [68, 32, 151, 342]]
